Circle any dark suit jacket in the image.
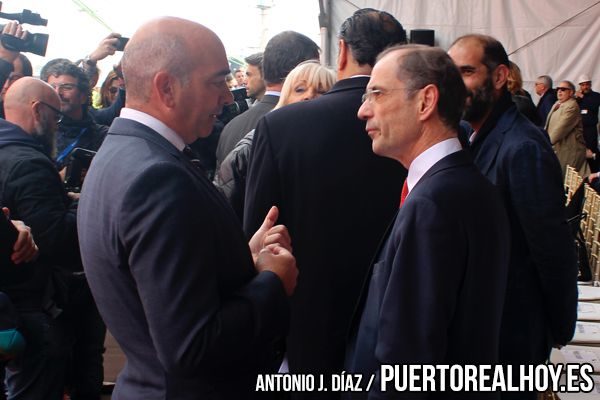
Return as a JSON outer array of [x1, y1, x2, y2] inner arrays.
[[77, 118, 289, 399], [244, 77, 406, 382], [215, 94, 279, 168], [470, 97, 577, 365], [345, 150, 509, 399], [537, 89, 557, 127]]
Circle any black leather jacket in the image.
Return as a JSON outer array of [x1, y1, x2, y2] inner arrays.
[[213, 129, 254, 221]]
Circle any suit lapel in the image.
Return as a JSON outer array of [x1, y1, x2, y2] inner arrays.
[[473, 109, 516, 176], [109, 117, 206, 181]]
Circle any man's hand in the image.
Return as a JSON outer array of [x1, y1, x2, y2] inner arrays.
[[575, 90, 584, 99], [88, 33, 122, 63], [0, 21, 27, 64], [256, 244, 298, 296], [2, 208, 38, 264], [249, 206, 292, 263]]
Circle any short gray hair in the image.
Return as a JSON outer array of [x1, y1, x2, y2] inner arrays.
[[537, 75, 553, 89]]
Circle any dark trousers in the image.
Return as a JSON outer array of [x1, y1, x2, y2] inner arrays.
[[62, 274, 106, 400], [4, 311, 68, 400]]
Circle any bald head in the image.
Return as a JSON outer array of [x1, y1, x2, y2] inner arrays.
[[121, 17, 232, 143], [4, 77, 60, 132], [122, 17, 222, 104], [3, 77, 61, 156]]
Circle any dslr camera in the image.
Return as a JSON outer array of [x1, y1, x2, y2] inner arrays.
[[219, 87, 249, 125], [0, 2, 49, 56]]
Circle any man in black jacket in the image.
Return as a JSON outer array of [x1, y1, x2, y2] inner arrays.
[[244, 9, 407, 398], [40, 59, 108, 171], [0, 77, 77, 399], [215, 31, 320, 170]]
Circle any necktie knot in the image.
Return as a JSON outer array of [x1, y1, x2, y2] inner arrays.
[[182, 146, 204, 171]]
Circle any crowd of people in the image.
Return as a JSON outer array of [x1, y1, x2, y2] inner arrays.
[[0, 6, 599, 400]]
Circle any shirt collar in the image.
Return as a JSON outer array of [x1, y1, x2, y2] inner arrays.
[[119, 108, 186, 151], [406, 137, 462, 191]]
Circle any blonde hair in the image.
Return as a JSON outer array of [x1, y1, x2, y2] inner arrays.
[[275, 61, 336, 109], [507, 61, 525, 96]]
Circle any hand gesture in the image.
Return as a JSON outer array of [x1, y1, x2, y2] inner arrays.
[[2, 207, 38, 264], [88, 32, 122, 62], [248, 206, 292, 263], [256, 244, 298, 296]]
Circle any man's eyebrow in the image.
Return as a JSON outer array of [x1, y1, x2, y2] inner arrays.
[[212, 68, 232, 79], [458, 65, 476, 72]]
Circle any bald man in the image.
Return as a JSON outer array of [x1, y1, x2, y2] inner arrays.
[[77, 17, 297, 399], [0, 77, 80, 399]]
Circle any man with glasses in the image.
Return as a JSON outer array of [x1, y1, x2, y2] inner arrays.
[[40, 59, 108, 171], [244, 9, 407, 390], [40, 59, 108, 400], [449, 34, 577, 400], [545, 80, 589, 177], [345, 44, 509, 399], [0, 77, 78, 399]]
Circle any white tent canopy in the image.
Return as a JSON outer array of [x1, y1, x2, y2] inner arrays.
[[319, 0, 600, 97]]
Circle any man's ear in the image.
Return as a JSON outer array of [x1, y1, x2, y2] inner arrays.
[[31, 101, 42, 122], [337, 39, 348, 72], [492, 64, 509, 90], [418, 84, 439, 122], [153, 71, 177, 108]]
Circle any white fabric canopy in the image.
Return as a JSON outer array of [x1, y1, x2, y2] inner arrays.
[[321, 0, 599, 99]]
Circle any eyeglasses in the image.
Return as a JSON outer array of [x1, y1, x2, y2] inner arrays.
[[556, 87, 572, 92], [361, 87, 414, 104], [49, 83, 78, 92], [32, 100, 64, 123]]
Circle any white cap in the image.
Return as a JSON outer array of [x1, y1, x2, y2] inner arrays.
[[578, 74, 591, 84]]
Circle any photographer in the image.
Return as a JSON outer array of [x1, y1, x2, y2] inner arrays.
[[1, 77, 78, 399], [40, 59, 108, 173], [0, 21, 27, 94], [78, 33, 126, 126]]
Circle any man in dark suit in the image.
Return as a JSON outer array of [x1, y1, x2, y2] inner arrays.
[[345, 45, 510, 400], [77, 17, 298, 399], [215, 31, 320, 169], [244, 8, 407, 394], [449, 34, 578, 400], [535, 75, 557, 126]]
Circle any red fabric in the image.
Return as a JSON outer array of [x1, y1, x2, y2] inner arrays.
[[400, 180, 409, 207]]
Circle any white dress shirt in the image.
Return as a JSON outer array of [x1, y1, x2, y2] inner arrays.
[[119, 108, 186, 152], [405, 137, 463, 198]]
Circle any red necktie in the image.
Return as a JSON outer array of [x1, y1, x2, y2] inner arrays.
[[553, 103, 561, 112], [400, 180, 409, 208]]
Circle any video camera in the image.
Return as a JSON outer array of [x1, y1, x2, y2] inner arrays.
[[0, 1, 49, 56], [219, 87, 249, 125]]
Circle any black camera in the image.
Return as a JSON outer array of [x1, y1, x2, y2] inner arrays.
[[64, 148, 96, 193], [115, 37, 129, 52], [0, 2, 49, 56], [219, 87, 249, 125]]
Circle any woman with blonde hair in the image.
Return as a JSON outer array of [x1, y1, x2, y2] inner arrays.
[[215, 61, 336, 219]]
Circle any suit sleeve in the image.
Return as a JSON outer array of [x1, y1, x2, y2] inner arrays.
[[508, 141, 578, 345], [369, 198, 465, 399], [5, 158, 80, 269], [243, 117, 282, 238], [548, 102, 582, 144], [119, 162, 288, 376]]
